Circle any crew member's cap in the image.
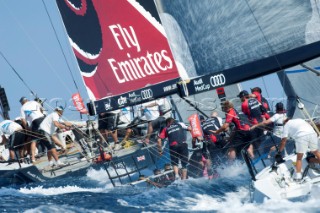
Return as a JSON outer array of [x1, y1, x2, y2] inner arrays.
[[199, 115, 205, 121], [237, 90, 249, 98], [275, 102, 285, 112], [19, 97, 28, 104], [55, 106, 64, 111]]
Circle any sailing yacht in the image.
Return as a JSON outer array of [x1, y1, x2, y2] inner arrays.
[[1, 0, 320, 199]]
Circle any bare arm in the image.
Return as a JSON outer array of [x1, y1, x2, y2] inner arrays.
[[251, 119, 273, 130], [21, 118, 28, 130], [278, 137, 287, 152], [54, 121, 67, 130], [214, 122, 230, 134]]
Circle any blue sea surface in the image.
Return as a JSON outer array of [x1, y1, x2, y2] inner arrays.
[[1, 163, 320, 213]]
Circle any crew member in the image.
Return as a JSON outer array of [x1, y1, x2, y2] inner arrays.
[[239, 90, 265, 149], [278, 118, 320, 181], [213, 101, 254, 161], [38, 106, 72, 166], [19, 97, 45, 162], [157, 117, 191, 180], [0, 119, 27, 161], [251, 102, 293, 156]]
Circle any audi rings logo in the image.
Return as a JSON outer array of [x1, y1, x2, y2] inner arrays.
[[141, 89, 153, 100], [210, 74, 226, 87]]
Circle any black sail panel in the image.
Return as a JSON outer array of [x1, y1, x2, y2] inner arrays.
[[155, 0, 320, 96]]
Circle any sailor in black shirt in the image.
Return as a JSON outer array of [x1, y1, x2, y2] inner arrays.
[[158, 117, 191, 180]]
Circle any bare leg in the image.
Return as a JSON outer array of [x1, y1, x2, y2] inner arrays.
[[99, 129, 108, 142], [173, 165, 179, 178], [181, 168, 187, 180], [48, 148, 59, 162], [9, 150, 15, 160], [247, 144, 255, 159], [296, 153, 304, 173], [227, 148, 237, 161], [145, 122, 153, 144], [123, 128, 132, 141], [31, 141, 36, 161], [110, 130, 118, 143], [51, 134, 65, 149], [47, 150, 53, 162]]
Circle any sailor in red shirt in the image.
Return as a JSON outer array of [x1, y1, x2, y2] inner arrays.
[[250, 87, 270, 119], [239, 90, 265, 149], [157, 117, 191, 180], [213, 101, 254, 161]]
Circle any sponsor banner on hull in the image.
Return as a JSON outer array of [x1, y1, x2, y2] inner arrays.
[[92, 78, 179, 114]]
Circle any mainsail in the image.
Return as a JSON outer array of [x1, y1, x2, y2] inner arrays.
[[56, 0, 180, 114], [155, 0, 320, 97], [277, 1, 320, 118]]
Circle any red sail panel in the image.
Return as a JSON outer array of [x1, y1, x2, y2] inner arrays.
[[57, 0, 180, 101]]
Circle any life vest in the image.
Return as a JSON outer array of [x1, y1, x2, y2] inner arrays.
[[243, 98, 263, 124], [202, 118, 220, 143], [234, 109, 252, 129], [166, 122, 186, 146]]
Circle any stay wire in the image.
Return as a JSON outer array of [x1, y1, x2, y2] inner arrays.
[[41, 0, 80, 92], [244, 0, 287, 101], [0, 51, 36, 97]]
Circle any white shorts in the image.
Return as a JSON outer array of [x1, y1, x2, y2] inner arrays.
[[295, 133, 318, 153]]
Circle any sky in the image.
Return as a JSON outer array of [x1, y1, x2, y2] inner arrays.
[[0, 0, 286, 121]]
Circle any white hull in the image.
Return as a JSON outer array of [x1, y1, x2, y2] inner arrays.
[[252, 153, 320, 202]]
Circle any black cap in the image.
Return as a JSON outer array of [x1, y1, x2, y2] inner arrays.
[[238, 90, 249, 98], [199, 115, 205, 121], [251, 87, 262, 93], [19, 97, 28, 104], [275, 102, 285, 112]]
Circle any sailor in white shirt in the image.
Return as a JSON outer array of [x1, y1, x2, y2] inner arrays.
[[0, 120, 26, 160], [19, 97, 45, 162], [38, 106, 72, 166], [279, 118, 320, 181], [142, 98, 172, 144], [251, 102, 291, 155]]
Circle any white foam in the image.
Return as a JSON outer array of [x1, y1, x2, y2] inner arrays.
[[19, 185, 104, 196]]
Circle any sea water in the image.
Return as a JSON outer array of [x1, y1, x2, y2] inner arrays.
[[1, 163, 320, 213]]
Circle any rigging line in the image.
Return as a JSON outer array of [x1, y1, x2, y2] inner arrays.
[[1, 1, 73, 95], [41, 0, 79, 92], [0, 51, 36, 97], [244, 0, 287, 101], [261, 77, 270, 98]]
